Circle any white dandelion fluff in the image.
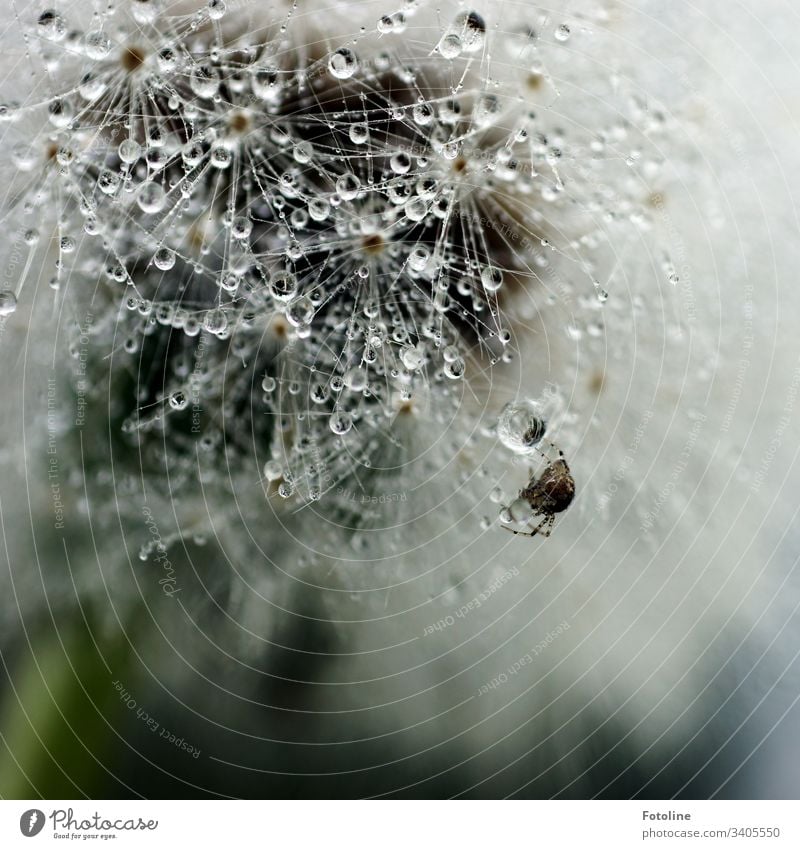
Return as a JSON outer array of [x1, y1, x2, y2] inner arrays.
[[0, 0, 798, 800]]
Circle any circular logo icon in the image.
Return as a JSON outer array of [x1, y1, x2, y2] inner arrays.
[[19, 809, 45, 837]]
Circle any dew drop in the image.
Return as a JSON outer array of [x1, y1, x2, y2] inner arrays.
[[329, 411, 353, 435], [207, 0, 226, 20], [404, 198, 428, 222], [137, 181, 166, 214], [286, 296, 314, 328], [444, 356, 465, 379], [118, 138, 141, 163], [336, 173, 361, 201], [307, 198, 330, 222], [210, 145, 232, 169], [390, 151, 412, 175], [329, 48, 358, 80], [438, 33, 462, 59], [37, 10, 67, 41], [481, 265, 504, 293], [169, 390, 188, 410], [498, 401, 547, 454], [85, 30, 111, 61], [401, 345, 425, 371], [454, 11, 486, 53], [269, 270, 299, 301], [349, 123, 369, 144], [508, 497, 535, 523], [78, 73, 107, 102], [344, 367, 367, 392], [0, 290, 17, 317]]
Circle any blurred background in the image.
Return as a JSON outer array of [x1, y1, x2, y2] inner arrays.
[[1, 0, 800, 799]]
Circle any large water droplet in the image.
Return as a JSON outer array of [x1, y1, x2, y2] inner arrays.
[[329, 48, 358, 80], [137, 181, 166, 213], [37, 10, 67, 41], [85, 30, 111, 61], [330, 410, 353, 434], [498, 400, 548, 454]]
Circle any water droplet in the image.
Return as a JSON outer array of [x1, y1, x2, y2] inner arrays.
[[308, 198, 329, 222], [344, 367, 367, 392], [269, 271, 298, 301], [329, 48, 358, 80], [349, 123, 369, 144], [157, 47, 177, 73], [498, 401, 548, 454], [413, 101, 434, 126], [169, 390, 188, 410], [78, 73, 106, 102], [287, 296, 314, 327], [85, 30, 111, 61], [48, 98, 73, 128], [118, 138, 141, 164], [207, 0, 226, 20], [508, 497, 534, 523], [153, 248, 175, 271], [593, 280, 609, 302], [210, 145, 231, 169], [438, 33, 462, 59], [408, 246, 430, 271], [454, 11, 486, 53], [191, 64, 218, 98], [231, 216, 252, 240], [203, 308, 227, 335], [0, 290, 17, 317], [336, 173, 361, 201], [404, 198, 428, 222], [132, 0, 159, 25], [401, 345, 425, 371], [390, 151, 412, 175], [481, 265, 504, 293], [329, 410, 353, 434], [444, 356, 465, 379], [555, 23, 571, 42], [137, 181, 166, 213], [37, 10, 67, 41]]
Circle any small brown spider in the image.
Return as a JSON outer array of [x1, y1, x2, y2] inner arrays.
[[503, 447, 575, 538]]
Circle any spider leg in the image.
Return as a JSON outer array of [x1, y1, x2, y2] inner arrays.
[[537, 515, 555, 538], [502, 515, 552, 537]]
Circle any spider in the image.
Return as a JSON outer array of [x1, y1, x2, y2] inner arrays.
[[502, 446, 575, 538]]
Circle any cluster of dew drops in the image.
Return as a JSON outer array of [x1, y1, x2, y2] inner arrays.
[[1, 0, 593, 514]]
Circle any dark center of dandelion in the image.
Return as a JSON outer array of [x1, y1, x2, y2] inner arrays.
[[229, 111, 251, 134], [527, 73, 543, 91], [361, 234, 385, 255], [452, 156, 468, 174], [45, 142, 58, 161], [121, 45, 146, 73]]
